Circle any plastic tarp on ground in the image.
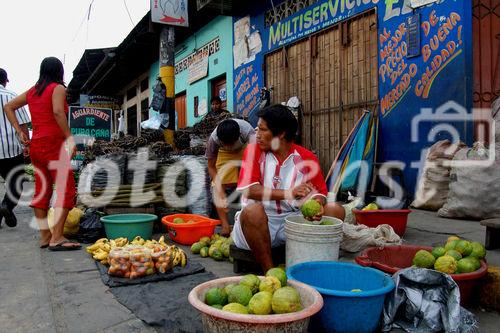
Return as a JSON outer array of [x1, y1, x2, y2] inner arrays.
[[326, 110, 378, 197], [382, 268, 478, 333]]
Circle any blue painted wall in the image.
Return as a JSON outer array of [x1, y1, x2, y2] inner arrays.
[[150, 15, 234, 126], [232, 0, 474, 196]]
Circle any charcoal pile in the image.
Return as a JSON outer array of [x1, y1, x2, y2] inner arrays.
[[191, 112, 233, 138], [150, 141, 173, 157], [174, 130, 191, 150]]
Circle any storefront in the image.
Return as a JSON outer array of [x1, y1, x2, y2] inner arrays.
[[232, 0, 474, 195], [150, 15, 234, 128]]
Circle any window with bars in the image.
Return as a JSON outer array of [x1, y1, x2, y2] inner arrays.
[[265, 0, 320, 27]]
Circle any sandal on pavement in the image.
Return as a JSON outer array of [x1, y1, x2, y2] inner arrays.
[[40, 244, 49, 249], [48, 240, 82, 251]]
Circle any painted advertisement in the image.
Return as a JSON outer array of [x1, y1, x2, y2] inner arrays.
[[232, 0, 472, 195]]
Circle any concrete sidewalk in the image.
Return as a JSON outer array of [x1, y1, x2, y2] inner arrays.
[[1, 183, 499, 332]]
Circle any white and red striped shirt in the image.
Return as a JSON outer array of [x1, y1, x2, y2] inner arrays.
[[0, 84, 30, 159], [237, 143, 327, 217]]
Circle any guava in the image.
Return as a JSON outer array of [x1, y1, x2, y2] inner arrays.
[[259, 276, 281, 294], [223, 283, 237, 296], [456, 258, 477, 273], [173, 217, 185, 224], [266, 267, 287, 287], [200, 247, 209, 258], [320, 220, 335, 225], [444, 240, 459, 252], [199, 236, 211, 246], [431, 246, 446, 258], [205, 288, 228, 306], [191, 242, 203, 254], [221, 243, 230, 258], [412, 250, 435, 268], [445, 250, 462, 262], [212, 304, 223, 310], [447, 236, 460, 243], [465, 256, 481, 270], [434, 255, 457, 274], [455, 240, 473, 257], [240, 274, 261, 294], [271, 286, 302, 314], [248, 291, 273, 315], [210, 249, 223, 261], [222, 303, 249, 314], [228, 284, 253, 306], [300, 199, 322, 218], [469, 242, 486, 259], [362, 203, 379, 211]]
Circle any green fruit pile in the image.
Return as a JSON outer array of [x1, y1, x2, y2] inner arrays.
[[191, 234, 233, 262], [412, 236, 486, 275], [204, 268, 303, 315]]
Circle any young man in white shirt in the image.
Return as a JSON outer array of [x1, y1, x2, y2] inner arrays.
[[0, 68, 30, 228]]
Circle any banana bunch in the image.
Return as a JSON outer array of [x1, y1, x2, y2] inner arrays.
[[171, 245, 187, 268], [86, 238, 112, 265], [131, 236, 146, 246], [110, 237, 129, 248]]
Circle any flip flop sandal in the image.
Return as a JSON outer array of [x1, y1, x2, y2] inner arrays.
[[48, 240, 82, 251], [40, 244, 49, 249]]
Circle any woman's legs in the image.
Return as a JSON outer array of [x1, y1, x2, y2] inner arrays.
[[34, 208, 52, 247]]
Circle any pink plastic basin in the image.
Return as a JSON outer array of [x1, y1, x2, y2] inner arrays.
[[355, 245, 488, 305], [188, 276, 324, 333]]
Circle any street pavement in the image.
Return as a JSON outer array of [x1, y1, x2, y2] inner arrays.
[[0, 183, 499, 333]]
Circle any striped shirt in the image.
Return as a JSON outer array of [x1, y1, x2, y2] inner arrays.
[[0, 84, 30, 159]]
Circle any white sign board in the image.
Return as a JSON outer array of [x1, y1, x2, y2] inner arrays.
[[151, 0, 189, 27], [188, 54, 209, 84], [410, 0, 438, 8]]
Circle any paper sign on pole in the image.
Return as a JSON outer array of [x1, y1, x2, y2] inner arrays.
[[151, 0, 189, 27]]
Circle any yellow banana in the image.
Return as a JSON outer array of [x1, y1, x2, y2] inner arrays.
[[100, 259, 108, 265], [180, 251, 187, 267], [86, 243, 100, 252], [109, 240, 117, 248], [172, 249, 180, 267], [158, 235, 165, 244], [95, 238, 108, 244]]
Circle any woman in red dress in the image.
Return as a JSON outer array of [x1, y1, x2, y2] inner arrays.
[[4, 57, 80, 251]]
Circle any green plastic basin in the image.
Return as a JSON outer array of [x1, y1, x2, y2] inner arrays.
[[100, 214, 157, 241]]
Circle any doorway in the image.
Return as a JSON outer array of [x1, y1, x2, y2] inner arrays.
[[211, 75, 227, 110], [175, 92, 187, 129]]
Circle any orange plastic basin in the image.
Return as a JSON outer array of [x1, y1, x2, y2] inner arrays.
[[161, 214, 221, 245], [355, 245, 488, 305]]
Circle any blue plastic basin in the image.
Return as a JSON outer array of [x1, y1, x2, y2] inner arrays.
[[287, 261, 394, 333]]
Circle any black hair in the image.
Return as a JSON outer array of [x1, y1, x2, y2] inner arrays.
[[0, 68, 7, 85], [211, 96, 222, 104], [216, 119, 240, 145], [257, 104, 298, 142], [35, 57, 65, 96]]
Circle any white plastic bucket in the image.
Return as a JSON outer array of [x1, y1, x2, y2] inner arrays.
[[285, 214, 343, 268]]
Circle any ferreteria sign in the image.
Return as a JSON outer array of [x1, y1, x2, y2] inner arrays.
[[267, 0, 379, 50], [175, 38, 220, 74], [69, 106, 112, 163]]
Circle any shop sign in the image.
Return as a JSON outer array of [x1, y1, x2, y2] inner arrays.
[[267, 0, 379, 51], [151, 0, 189, 27], [175, 38, 220, 74], [80, 94, 120, 110], [188, 53, 209, 84], [69, 107, 112, 165]]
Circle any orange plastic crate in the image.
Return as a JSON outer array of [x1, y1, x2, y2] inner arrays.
[[161, 214, 221, 245]]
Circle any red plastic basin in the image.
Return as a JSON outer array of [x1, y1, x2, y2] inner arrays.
[[355, 245, 488, 305], [353, 209, 411, 237], [161, 214, 221, 245]]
